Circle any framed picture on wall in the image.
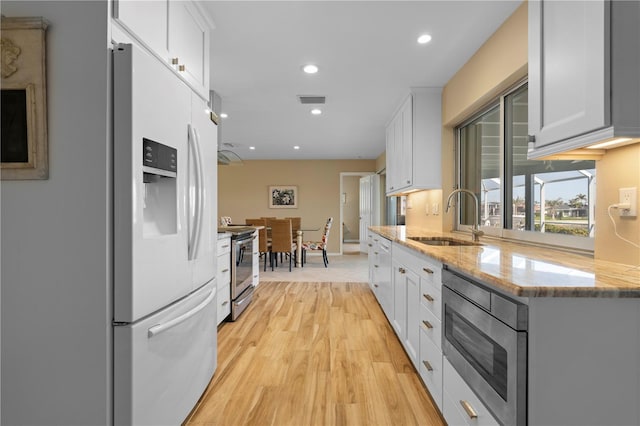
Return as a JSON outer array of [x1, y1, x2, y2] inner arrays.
[[269, 185, 298, 209]]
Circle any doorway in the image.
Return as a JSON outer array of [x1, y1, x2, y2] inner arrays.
[[339, 172, 373, 255]]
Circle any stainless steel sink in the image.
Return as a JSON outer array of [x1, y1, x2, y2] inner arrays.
[[407, 236, 481, 246]]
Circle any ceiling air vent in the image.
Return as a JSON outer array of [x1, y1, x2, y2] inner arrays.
[[297, 95, 326, 104]]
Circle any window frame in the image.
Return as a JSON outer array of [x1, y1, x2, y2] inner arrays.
[[454, 80, 595, 252]]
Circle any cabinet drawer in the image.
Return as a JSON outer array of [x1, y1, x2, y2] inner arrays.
[[420, 303, 442, 349], [217, 238, 231, 256], [443, 358, 499, 426], [418, 257, 442, 291], [419, 328, 443, 411], [217, 290, 230, 325], [420, 278, 442, 320]]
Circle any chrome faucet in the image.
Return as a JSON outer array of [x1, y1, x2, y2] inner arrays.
[[445, 189, 484, 242]]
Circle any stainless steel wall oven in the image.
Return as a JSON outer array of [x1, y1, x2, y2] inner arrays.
[[442, 267, 528, 425]]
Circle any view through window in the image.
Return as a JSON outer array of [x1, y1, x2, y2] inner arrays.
[[457, 83, 596, 243]]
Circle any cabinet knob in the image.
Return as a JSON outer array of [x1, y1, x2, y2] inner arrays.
[[528, 135, 536, 143], [171, 57, 179, 65], [221, 301, 228, 306], [368, 244, 373, 247], [423, 293, 434, 302], [374, 284, 379, 288], [406, 180, 410, 184], [374, 251, 379, 255], [422, 360, 433, 372], [422, 267, 434, 274], [399, 267, 406, 274], [179, 64, 186, 72], [374, 265, 379, 268], [422, 320, 433, 329]]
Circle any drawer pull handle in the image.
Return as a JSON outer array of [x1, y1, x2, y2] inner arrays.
[[422, 320, 433, 329], [179, 64, 186, 72], [368, 244, 373, 247], [221, 268, 229, 273], [374, 265, 379, 268], [423, 267, 434, 274], [423, 294, 434, 302], [399, 267, 406, 274], [171, 57, 179, 65], [374, 284, 379, 288], [221, 301, 229, 306], [422, 360, 433, 372], [222, 245, 230, 248], [374, 251, 379, 255], [460, 400, 478, 420]]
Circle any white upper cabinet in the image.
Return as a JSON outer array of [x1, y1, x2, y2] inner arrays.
[[385, 88, 442, 195], [168, 1, 210, 98], [528, 0, 640, 159], [113, 0, 213, 99]]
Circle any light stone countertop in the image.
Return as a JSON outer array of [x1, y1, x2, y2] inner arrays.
[[369, 226, 640, 298]]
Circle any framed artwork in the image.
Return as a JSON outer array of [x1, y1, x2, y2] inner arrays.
[[269, 185, 298, 209], [1, 17, 49, 180]]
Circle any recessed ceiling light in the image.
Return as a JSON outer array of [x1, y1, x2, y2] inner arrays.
[[310, 108, 322, 115], [302, 64, 319, 74], [249, 146, 255, 150], [220, 113, 228, 118], [417, 34, 432, 44], [293, 146, 300, 150]]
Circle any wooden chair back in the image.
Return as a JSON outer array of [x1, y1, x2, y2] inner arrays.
[[245, 218, 268, 253], [270, 219, 293, 253], [285, 217, 301, 234]]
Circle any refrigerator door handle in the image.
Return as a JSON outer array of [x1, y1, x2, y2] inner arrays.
[[192, 126, 205, 260], [187, 124, 202, 261], [147, 287, 216, 338]]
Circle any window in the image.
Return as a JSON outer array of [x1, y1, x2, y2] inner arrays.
[[456, 83, 596, 249]]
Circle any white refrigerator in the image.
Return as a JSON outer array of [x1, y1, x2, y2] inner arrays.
[[112, 43, 218, 425]]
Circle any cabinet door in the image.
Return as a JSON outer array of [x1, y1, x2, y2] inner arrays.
[[168, 1, 210, 97], [404, 267, 420, 365], [385, 124, 395, 193], [113, 0, 169, 58], [529, 0, 609, 148], [252, 235, 260, 287], [392, 261, 407, 340], [399, 96, 413, 188]]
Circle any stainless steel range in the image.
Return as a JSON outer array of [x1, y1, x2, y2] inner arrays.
[[219, 226, 257, 321], [442, 266, 528, 425]]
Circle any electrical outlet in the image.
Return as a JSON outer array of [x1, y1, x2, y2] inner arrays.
[[432, 203, 439, 215], [619, 187, 637, 217], [425, 203, 430, 215]]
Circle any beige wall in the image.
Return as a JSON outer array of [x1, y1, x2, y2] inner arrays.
[[406, 2, 528, 232], [375, 152, 386, 174], [595, 145, 640, 265], [218, 160, 376, 253]]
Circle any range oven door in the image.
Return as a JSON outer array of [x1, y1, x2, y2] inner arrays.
[[231, 235, 254, 299], [443, 285, 527, 425]]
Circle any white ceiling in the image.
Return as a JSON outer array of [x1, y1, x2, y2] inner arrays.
[[202, 1, 523, 161]]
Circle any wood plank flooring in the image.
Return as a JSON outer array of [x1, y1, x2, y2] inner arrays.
[[185, 282, 445, 426]]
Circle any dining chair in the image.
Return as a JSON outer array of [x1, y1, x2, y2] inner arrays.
[[245, 218, 271, 271], [285, 217, 301, 234], [269, 219, 297, 272], [302, 217, 333, 267]]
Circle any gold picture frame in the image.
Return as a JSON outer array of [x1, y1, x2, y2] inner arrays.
[[1, 17, 49, 180]]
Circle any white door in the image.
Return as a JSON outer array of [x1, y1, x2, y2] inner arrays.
[[189, 94, 218, 291], [113, 44, 191, 323], [359, 175, 372, 253], [114, 281, 217, 426]]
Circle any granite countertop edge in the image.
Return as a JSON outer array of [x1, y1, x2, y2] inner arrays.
[[369, 226, 640, 299]]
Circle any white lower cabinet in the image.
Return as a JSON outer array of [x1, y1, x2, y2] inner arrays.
[[216, 236, 231, 325], [443, 358, 499, 426], [252, 231, 260, 287]]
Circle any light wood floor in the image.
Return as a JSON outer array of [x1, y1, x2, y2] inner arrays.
[[186, 281, 445, 426]]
